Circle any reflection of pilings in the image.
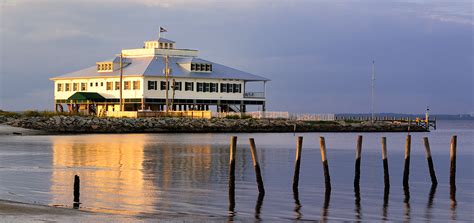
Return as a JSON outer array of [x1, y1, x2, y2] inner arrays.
[[319, 137, 331, 191], [382, 186, 389, 221], [292, 136, 303, 192], [293, 189, 302, 220], [423, 137, 438, 185], [450, 182, 457, 220], [403, 135, 411, 189], [354, 135, 363, 187], [320, 189, 331, 222], [403, 185, 411, 222], [425, 184, 437, 221], [228, 136, 237, 217], [354, 184, 361, 221], [254, 192, 264, 220]]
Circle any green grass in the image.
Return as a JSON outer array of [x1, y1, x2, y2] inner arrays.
[[303, 120, 339, 125], [0, 110, 87, 118]]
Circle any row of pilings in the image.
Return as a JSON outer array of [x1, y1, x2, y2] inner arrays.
[[70, 134, 458, 219]]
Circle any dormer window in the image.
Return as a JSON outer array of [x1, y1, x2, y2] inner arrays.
[[97, 62, 113, 72], [191, 63, 212, 72]]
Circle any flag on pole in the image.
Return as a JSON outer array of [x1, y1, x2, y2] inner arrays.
[[160, 27, 167, 33]]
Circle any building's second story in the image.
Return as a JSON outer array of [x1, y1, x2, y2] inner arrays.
[[50, 33, 269, 101]]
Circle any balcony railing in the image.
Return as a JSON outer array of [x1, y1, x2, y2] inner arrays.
[[244, 92, 265, 98]]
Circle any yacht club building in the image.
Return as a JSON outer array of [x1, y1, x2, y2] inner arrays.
[[50, 33, 269, 115]]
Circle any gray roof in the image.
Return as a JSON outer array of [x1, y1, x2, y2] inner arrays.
[[52, 56, 269, 81], [158, 37, 175, 43], [176, 57, 211, 64]]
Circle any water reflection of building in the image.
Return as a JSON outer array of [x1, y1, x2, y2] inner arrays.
[[50, 134, 263, 215], [50, 135, 155, 215]]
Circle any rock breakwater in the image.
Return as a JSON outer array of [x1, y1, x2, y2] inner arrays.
[[1, 115, 428, 134]]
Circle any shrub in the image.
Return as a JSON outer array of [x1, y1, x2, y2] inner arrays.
[[225, 114, 253, 119], [0, 110, 20, 118]]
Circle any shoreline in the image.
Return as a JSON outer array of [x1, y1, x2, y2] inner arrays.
[[0, 115, 428, 135], [0, 199, 223, 222]]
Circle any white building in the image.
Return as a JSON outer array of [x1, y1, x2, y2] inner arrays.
[[50, 34, 269, 115]]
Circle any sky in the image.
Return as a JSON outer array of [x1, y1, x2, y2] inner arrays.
[[0, 0, 472, 114]]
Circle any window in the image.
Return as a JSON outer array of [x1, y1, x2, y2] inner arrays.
[[106, 82, 113, 90], [115, 81, 120, 90], [159, 43, 163, 48], [169, 43, 173, 48], [97, 62, 113, 72], [65, 83, 70, 91], [90, 82, 93, 87], [234, 84, 241, 93], [173, 81, 182, 91], [221, 83, 227, 93], [204, 83, 210, 92], [95, 82, 98, 87], [227, 83, 233, 93], [210, 83, 217, 92], [57, 83, 63, 92], [148, 81, 157, 90], [101, 82, 104, 87], [185, 82, 194, 91], [124, 81, 131, 90], [73, 83, 79, 91], [190, 63, 212, 72], [197, 83, 203, 92], [133, 81, 140, 90], [81, 83, 87, 91], [160, 81, 169, 90]]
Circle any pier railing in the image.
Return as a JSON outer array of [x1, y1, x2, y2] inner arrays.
[[291, 113, 336, 121], [212, 111, 290, 119], [244, 92, 265, 98]]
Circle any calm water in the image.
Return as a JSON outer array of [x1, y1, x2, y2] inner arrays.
[[0, 120, 472, 221]]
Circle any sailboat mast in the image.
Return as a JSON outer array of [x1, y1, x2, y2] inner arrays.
[[371, 60, 376, 122]]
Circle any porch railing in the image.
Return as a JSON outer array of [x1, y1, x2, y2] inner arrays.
[[244, 92, 265, 98]]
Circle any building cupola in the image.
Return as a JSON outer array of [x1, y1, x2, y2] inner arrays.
[[144, 37, 175, 49]]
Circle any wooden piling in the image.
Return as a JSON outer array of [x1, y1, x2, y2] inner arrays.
[[403, 135, 411, 188], [229, 136, 237, 185], [228, 136, 237, 212], [292, 136, 303, 192], [450, 135, 457, 187], [319, 137, 331, 190], [354, 135, 363, 187], [423, 137, 438, 185], [381, 137, 390, 188], [73, 175, 80, 203], [249, 138, 265, 195]]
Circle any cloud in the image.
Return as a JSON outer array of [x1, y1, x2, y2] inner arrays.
[[392, 0, 473, 26], [22, 28, 99, 42]]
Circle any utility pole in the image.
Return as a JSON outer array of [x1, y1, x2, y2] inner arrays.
[[171, 78, 176, 111], [119, 52, 123, 111], [425, 105, 430, 126], [164, 55, 170, 113], [371, 60, 376, 123]]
